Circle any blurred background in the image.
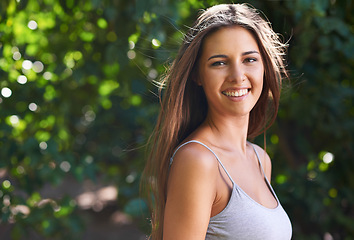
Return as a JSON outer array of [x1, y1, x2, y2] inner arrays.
[[0, 0, 353, 239]]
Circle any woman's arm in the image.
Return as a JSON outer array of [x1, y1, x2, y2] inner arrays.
[[163, 143, 218, 240]]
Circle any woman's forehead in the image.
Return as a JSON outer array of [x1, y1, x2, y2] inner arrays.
[[201, 26, 260, 56]]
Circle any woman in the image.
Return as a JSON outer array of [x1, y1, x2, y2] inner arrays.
[[142, 3, 292, 240]]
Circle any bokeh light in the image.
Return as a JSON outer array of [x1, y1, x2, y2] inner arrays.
[[323, 152, 334, 164], [39, 142, 47, 150], [22, 60, 33, 70], [127, 50, 136, 59], [43, 71, 53, 80], [9, 115, 20, 126], [1, 87, 12, 98], [33, 61, 44, 73], [29, 103, 38, 111], [13, 51, 21, 60], [60, 161, 71, 172], [17, 75, 27, 84], [28, 20, 38, 30]]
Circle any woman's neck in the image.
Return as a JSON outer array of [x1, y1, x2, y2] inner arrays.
[[201, 112, 249, 154]]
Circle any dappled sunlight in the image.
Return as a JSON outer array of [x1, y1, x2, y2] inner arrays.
[[111, 210, 132, 225], [76, 185, 118, 212], [76, 191, 95, 210], [10, 204, 30, 216], [0, 176, 120, 227]]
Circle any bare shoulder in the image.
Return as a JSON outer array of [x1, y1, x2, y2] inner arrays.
[[251, 143, 272, 180], [168, 141, 219, 186]]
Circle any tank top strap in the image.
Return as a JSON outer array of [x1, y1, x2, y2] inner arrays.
[[170, 140, 235, 184], [249, 142, 280, 202], [249, 142, 267, 180]]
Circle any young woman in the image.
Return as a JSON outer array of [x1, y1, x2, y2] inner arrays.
[[143, 4, 292, 240]]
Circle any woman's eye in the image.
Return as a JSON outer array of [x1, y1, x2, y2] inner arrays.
[[211, 61, 226, 66], [244, 58, 257, 63]]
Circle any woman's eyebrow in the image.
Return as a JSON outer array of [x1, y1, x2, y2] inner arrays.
[[207, 51, 260, 61], [207, 54, 227, 61], [242, 50, 260, 56]]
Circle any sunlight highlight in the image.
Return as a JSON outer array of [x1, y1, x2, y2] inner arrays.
[[1, 87, 12, 98], [29, 103, 38, 111], [17, 75, 27, 84], [22, 60, 33, 70], [323, 152, 334, 164], [28, 20, 38, 30]]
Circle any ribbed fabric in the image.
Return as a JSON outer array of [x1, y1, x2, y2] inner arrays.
[[170, 140, 292, 240]]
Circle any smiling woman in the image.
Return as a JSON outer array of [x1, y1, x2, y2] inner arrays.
[[142, 4, 290, 240], [197, 26, 264, 118]]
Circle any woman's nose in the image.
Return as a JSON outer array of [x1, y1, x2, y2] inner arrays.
[[227, 63, 245, 83]]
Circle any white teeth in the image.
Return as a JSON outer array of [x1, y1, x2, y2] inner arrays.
[[223, 89, 248, 97]]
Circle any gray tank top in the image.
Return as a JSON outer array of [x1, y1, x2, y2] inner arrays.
[[170, 140, 292, 240]]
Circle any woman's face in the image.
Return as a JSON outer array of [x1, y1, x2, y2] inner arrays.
[[197, 26, 264, 119]]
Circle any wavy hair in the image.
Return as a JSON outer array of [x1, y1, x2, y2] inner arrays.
[[142, 4, 288, 239]]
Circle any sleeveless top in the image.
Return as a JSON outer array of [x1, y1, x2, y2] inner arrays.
[[169, 140, 292, 240]]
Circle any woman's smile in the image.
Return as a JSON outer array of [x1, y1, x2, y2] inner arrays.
[[222, 88, 249, 97], [222, 88, 250, 102]]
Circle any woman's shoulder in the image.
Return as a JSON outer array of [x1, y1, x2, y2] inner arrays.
[[171, 140, 218, 170]]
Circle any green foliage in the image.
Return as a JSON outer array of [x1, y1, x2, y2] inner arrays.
[[0, 0, 353, 239]]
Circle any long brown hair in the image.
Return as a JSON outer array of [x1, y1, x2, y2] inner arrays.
[[142, 4, 288, 239]]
